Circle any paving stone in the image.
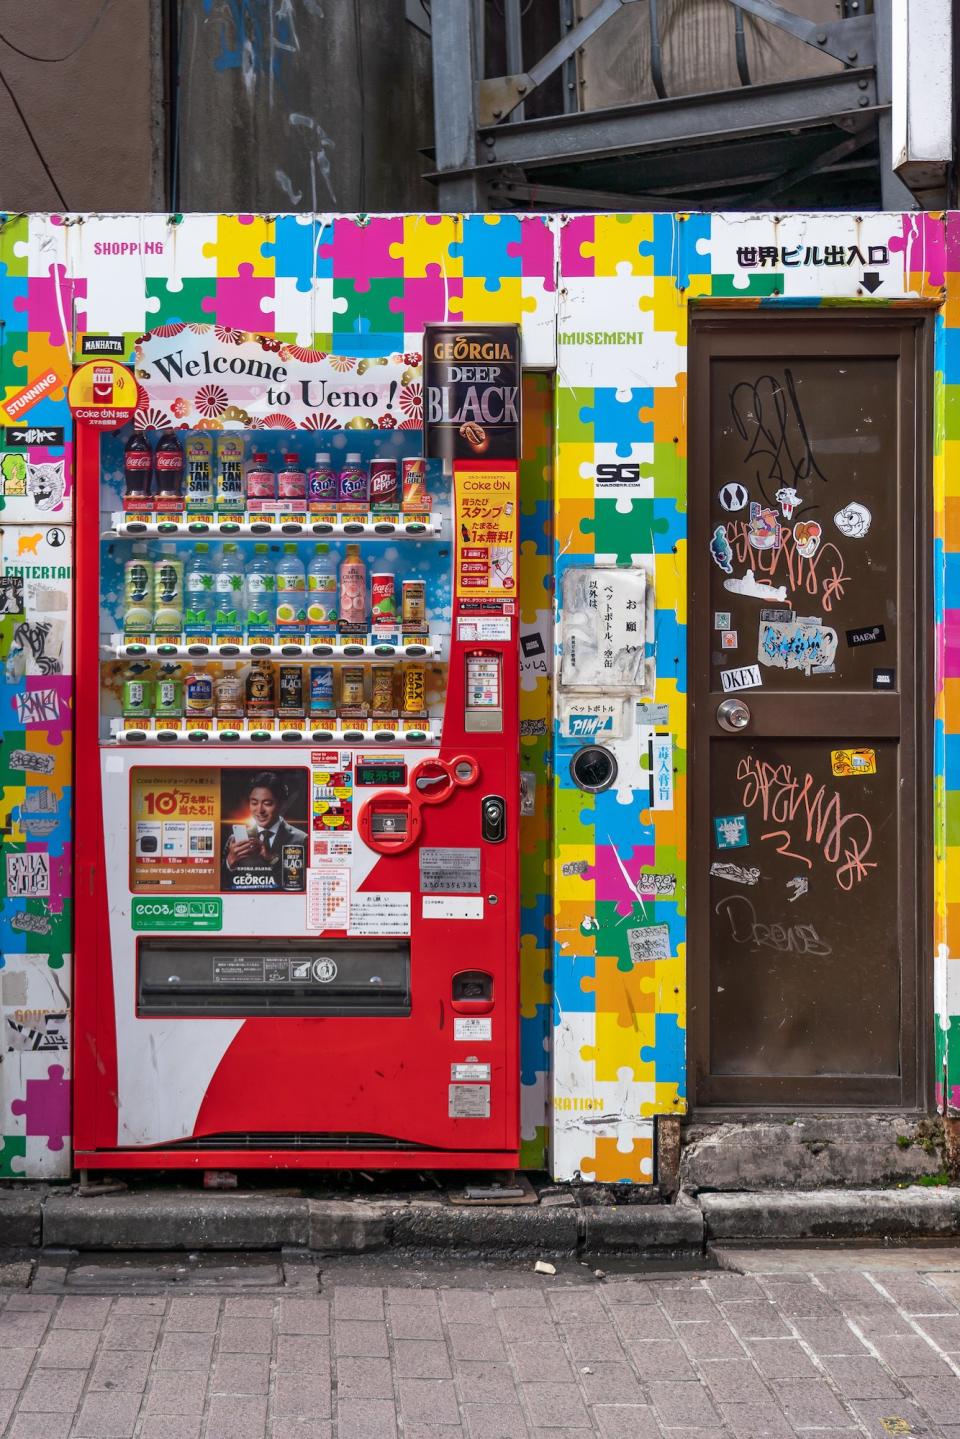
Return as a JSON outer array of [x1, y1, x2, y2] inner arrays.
[[0, 1314, 50, 1348], [492, 1290, 548, 1310], [334, 1321, 390, 1358], [576, 1360, 644, 1404], [815, 1274, 901, 1316], [522, 1380, 592, 1428], [820, 1355, 905, 1398], [164, 1298, 220, 1333], [462, 1402, 529, 1437], [224, 1297, 275, 1318], [0, 1387, 17, 1425], [455, 1361, 517, 1405], [440, 1292, 496, 1325], [599, 1282, 657, 1306], [675, 1320, 745, 1360], [72, 1390, 143, 1437], [402, 1426, 463, 1439], [275, 1333, 330, 1371], [745, 1339, 822, 1380], [388, 1306, 445, 1341], [902, 1374, 960, 1424], [849, 1397, 936, 1439], [273, 1369, 333, 1419], [564, 1321, 624, 1363], [218, 1316, 274, 1354], [333, 1288, 385, 1321], [7, 1415, 73, 1439], [698, 1359, 774, 1405], [335, 1356, 394, 1398], [204, 1393, 268, 1439], [447, 1324, 506, 1363], [210, 1352, 271, 1394], [277, 1299, 330, 1335], [915, 1315, 960, 1351], [759, 1283, 839, 1318], [18, 1366, 87, 1412], [549, 1293, 606, 1321], [622, 1340, 696, 1382], [0, 1345, 35, 1386], [792, 1317, 869, 1355], [849, 1311, 918, 1340], [87, 1350, 152, 1392], [156, 1332, 214, 1371], [721, 1302, 792, 1340], [871, 1278, 958, 1316], [269, 1421, 332, 1439], [771, 1379, 858, 1428], [144, 1369, 208, 1415], [386, 1288, 439, 1308], [647, 1381, 722, 1428], [36, 1327, 99, 1368], [4, 1297, 56, 1314], [870, 1336, 954, 1378], [704, 1277, 767, 1302], [140, 1420, 203, 1439], [657, 1290, 723, 1322], [510, 1340, 575, 1383], [719, 1402, 796, 1439], [50, 1297, 112, 1331], [399, 1378, 461, 1424], [101, 1315, 162, 1351], [394, 1338, 452, 1379], [609, 1306, 675, 1344], [112, 1298, 165, 1315], [337, 1397, 398, 1439], [592, 1404, 664, 1438]]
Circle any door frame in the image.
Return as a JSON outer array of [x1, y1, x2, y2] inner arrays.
[[686, 307, 935, 1114]]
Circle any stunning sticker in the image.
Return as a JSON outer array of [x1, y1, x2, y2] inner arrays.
[[721, 630, 738, 649], [7, 750, 56, 776], [5, 851, 50, 897], [747, 502, 781, 551], [760, 607, 794, 623], [0, 576, 24, 615], [710, 525, 733, 573], [560, 697, 625, 740], [637, 872, 677, 897], [718, 482, 749, 512], [786, 875, 809, 901], [710, 861, 760, 885], [626, 923, 671, 962], [775, 486, 800, 520], [873, 667, 895, 689], [561, 860, 588, 877], [831, 748, 877, 777], [636, 703, 670, 726], [649, 733, 674, 810], [834, 502, 871, 538], [846, 624, 885, 647], [793, 520, 822, 558], [714, 612, 731, 630], [131, 897, 222, 931], [759, 619, 838, 674], [720, 664, 762, 693], [724, 571, 788, 602], [714, 815, 749, 849]]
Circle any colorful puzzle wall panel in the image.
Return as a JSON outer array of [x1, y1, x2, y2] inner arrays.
[[0, 210, 956, 1182]]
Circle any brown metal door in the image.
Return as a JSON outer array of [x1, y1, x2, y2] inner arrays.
[[688, 314, 930, 1108]]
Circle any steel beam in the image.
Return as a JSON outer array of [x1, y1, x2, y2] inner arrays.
[[430, 0, 486, 209], [452, 72, 881, 177], [873, 0, 919, 210]]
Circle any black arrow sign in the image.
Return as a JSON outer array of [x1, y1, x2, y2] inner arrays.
[[862, 271, 882, 293]]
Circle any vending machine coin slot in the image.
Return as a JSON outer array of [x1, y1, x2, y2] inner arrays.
[[359, 793, 420, 854], [452, 970, 494, 1014]]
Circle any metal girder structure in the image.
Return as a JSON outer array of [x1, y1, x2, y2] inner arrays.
[[428, 0, 916, 212]]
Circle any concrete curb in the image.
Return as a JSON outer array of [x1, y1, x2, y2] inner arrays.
[[0, 1190, 46, 1246], [42, 1193, 311, 1250], [698, 1186, 960, 1242]]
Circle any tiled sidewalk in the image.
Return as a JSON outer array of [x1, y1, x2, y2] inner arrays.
[[1, 1261, 960, 1438]]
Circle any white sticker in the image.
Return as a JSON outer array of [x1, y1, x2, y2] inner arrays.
[[636, 702, 669, 726], [451, 1063, 491, 1081], [454, 1016, 492, 1042], [720, 664, 762, 693], [834, 501, 871, 538], [559, 696, 626, 740], [649, 734, 673, 810], [560, 565, 646, 689], [710, 861, 761, 886], [626, 923, 671, 962], [724, 570, 788, 602], [758, 619, 838, 674], [306, 868, 350, 931], [637, 872, 676, 897], [721, 630, 738, 649], [422, 896, 484, 920], [348, 891, 410, 936], [458, 617, 511, 642], [449, 1084, 491, 1118], [718, 482, 748, 512], [714, 612, 731, 630], [6, 851, 50, 898]]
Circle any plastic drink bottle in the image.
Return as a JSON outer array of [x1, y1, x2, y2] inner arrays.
[[308, 451, 338, 512], [245, 542, 276, 639], [307, 545, 339, 634], [338, 453, 368, 512], [338, 543, 367, 632], [245, 452, 275, 512], [155, 431, 185, 498], [214, 543, 246, 638], [275, 543, 307, 631], [183, 542, 214, 636], [123, 432, 153, 500], [153, 544, 184, 635], [278, 452, 306, 504], [123, 543, 154, 634]]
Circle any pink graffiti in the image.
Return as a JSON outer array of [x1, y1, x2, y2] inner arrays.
[[725, 519, 848, 612], [736, 756, 876, 891]]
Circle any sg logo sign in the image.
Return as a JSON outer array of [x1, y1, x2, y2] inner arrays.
[[594, 462, 641, 486]]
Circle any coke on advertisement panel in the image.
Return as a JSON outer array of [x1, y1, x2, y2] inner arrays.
[[92, 365, 114, 404]]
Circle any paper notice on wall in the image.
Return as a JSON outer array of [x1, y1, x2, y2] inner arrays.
[[560, 565, 646, 690], [422, 896, 484, 920], [454, 1016, 492, 1042], [306, 867, 350, 931], [348, 891, 411, 936]]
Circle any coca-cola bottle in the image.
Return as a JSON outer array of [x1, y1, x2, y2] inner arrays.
[[123, 431, 153, 499], [155, 430, 185, 498]]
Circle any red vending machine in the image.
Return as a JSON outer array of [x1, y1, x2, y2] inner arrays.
[[73, 326, 521, 1168]]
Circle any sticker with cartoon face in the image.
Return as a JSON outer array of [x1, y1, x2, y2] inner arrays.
[[834, 501, 871, 538], [710, 525, 733, 573]]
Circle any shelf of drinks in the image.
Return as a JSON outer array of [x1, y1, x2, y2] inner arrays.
[[105, 511, 442, 539], [103, 636, 443, 661], [105, 721, 440, 747]]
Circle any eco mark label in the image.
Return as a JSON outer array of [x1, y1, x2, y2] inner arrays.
[[131, 897, 223, 931]]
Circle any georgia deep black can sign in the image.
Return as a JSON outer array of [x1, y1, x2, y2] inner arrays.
[[424, 325, 521, 463]]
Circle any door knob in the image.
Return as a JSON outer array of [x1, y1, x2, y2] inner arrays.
[[717, 698, 751, 732]]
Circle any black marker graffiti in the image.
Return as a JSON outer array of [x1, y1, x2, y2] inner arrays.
[[13, 620, 62, 675], [730, 370, 827, 505], [715, 893, 832, 957]]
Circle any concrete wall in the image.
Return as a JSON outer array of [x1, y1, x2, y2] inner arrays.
[[177, 0, 435, 213], [0, 0, 165, 212]]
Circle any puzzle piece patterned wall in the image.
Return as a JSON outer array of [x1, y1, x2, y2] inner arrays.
[[0, 210, 956, 1181]]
